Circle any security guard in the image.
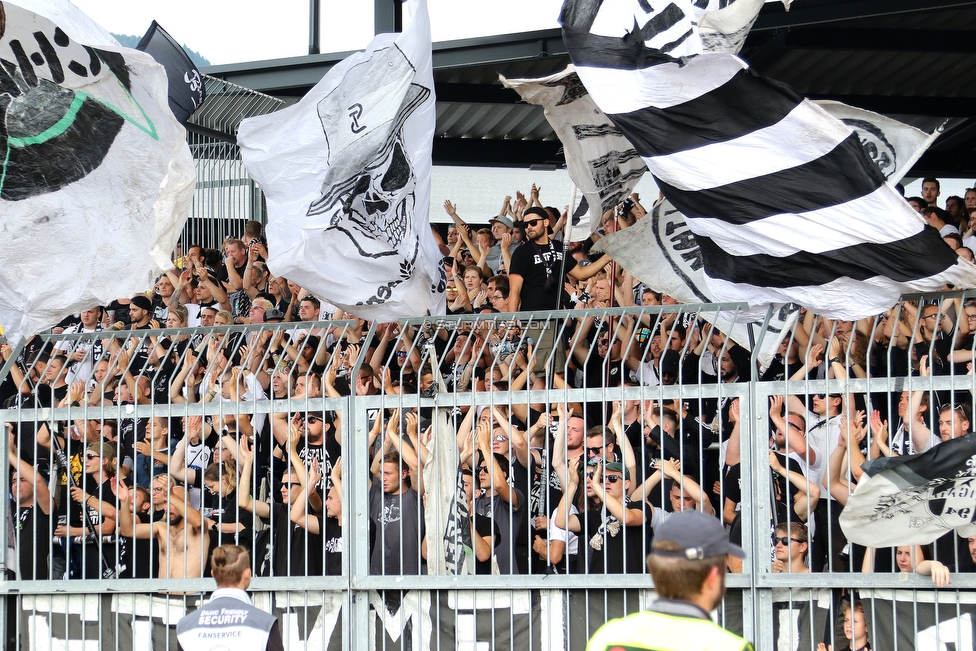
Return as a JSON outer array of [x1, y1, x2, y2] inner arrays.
[[586, 510, 754, 651], [176, 545, 284, 651]]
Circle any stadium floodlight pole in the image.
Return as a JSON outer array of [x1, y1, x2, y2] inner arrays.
[[308, 0, 321, 55]]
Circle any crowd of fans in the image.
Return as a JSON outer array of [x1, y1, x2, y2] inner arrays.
[[2, 179, 976, 590]]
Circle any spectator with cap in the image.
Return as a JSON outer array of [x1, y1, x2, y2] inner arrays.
[[487, 209, 519, 275], [554, 457, 652, 574], [586, 509, 751, 651]]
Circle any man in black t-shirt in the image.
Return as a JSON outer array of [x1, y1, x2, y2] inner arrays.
[[508, 207, 612, 312], [10, 454, 52, 580], [553, 459, 652, 574]]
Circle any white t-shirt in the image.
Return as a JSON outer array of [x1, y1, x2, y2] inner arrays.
[[548, 505, 579, 556]]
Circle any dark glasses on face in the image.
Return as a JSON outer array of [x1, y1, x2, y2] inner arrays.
[[524, 219, 544, 227], [773, 536, 803, 546], [476, 466, 488, 474], [306, 415, 322, 424], [85, 453, 100, 460]]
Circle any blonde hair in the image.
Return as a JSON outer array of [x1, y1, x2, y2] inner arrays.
[[211, 545, 250, 586]]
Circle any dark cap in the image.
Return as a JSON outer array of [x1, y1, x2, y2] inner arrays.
[[264, 308, 285, 322], [651, 510, 745, 560], [660, 349, 681, 377], [603, 461, 630, 480], [130, 294, 153, 312]]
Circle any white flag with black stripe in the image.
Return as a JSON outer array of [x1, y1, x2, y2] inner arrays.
[[561, 0, 976, 319]]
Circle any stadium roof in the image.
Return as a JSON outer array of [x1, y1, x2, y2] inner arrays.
[[201, 0, 976, 178]]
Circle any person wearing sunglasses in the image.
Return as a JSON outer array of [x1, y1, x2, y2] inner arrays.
[[772, 522, 810, 574], [238, 437, 323, 578], [55, 441, 118, 579], [553, 456, 650, 574], [770, 523, 836, 651], [507, 206, 615, 373], [472, 418, 526, 575], [508, 207, 613, 313]]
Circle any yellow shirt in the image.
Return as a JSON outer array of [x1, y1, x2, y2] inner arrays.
[[587, 606, 753, 651]]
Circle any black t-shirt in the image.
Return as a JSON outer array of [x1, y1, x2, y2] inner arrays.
[[323, 516, 343, 576], [15, 500, 51, 580], [582, 352, 624, 389], [294, 433, 342, 494], [203, 488, 253, 548], [579, 501, 653, 574], [509, 239, 577, 311], [473, 512, 500, 575], [266, 507, 323, 577]]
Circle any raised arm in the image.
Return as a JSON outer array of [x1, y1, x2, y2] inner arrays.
[[661, 458, 714, 515], [608, 401, 637, 484], [8, 441, 50, 514], [237, 438, 270, 518], [552, 456, 582, 534]]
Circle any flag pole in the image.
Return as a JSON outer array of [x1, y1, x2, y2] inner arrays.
[[555, 184, 578, 311]]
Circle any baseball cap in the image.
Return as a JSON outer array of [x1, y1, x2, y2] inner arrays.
[[490, 215, 514, 229], [264, 308, 285, 322], [660, 349, 681, 377], [603, 461, 630, 480], [651, 510, 745, 560]]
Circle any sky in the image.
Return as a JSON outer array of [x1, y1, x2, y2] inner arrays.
[[71, 0, 564, 66], [68, 0, 976, 193]]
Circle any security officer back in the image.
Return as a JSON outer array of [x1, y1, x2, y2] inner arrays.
[[177, 545, 284, 651], [586, 509, 753, 651], [176, 588, 283, 651], [586, 599, 752, 651]]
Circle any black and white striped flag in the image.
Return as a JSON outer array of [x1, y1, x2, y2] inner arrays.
[[561, 0, 976, 319]]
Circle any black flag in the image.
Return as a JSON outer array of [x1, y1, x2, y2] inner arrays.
[[137, 21, 206, 124]]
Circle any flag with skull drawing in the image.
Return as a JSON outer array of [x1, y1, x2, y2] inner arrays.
[[239, 0, 445, 321]]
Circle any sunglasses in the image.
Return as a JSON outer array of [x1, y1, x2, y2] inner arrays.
[[85, 453, 100, 460], [773, 536, 804, 546], [524, 218, 544, 227], [493, 435, 509, 443], [476, 465, 489, 474], [306, 415, 322, 424], [280, 482, 299, 488], [586, 446, 606, 455], [604, 475, 623, 484]]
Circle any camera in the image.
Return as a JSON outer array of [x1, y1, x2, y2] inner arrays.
[[621, 198, 635, 215]]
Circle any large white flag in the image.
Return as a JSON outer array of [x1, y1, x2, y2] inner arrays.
[[500, 67, 645, 241], [562, 0, 976, 319], [238, 0, 445, 321], [814, 100, 944, 185], [0, 0, 195, 345]]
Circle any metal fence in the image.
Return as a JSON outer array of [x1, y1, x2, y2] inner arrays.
[[179, 75, 285, 253], [1, 298, 976, 650]]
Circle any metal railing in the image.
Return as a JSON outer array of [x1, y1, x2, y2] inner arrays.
[[1, 297, 975, 649]]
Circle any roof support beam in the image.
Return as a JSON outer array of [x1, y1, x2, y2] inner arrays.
[[752, 0, 976, 31], [783, 28, 976, 53], [433, 138, 563, 168]]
